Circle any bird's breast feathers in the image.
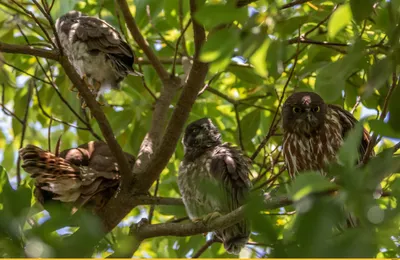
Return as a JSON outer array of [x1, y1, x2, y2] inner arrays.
[[283, 108, 343, 177]]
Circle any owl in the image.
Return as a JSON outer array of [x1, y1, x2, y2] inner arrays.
[[178, 118, 252, 255], [55, 10, 141, 100], [19, 141, 135, 212], [282, 92, 372, 227], [282, 92, 371, 177]]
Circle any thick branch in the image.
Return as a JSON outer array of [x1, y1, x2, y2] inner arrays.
[[134, 195, 292, 239], [133, 196, 183, 206], [115, 0, 169, 81], [58, 56, 131, 179], [0, 42, 59, 60], [135, 0, 209, 192], [135, 206, 246, 239]]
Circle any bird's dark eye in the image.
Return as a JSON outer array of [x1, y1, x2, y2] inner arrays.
[[312, 106, 320, 112], [192, 128, 199, 133], [292, 107, 301, 113]]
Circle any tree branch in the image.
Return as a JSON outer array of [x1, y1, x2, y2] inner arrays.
[[58, 56, 131, 180], [115, 0, 170, 81], [133, 195, 183, 206], [133, 194, 292, 240], [135, 0, 209, 192], [0, 42, 59, 60]]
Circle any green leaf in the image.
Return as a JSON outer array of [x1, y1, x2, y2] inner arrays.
[[250, 39, 269, 77], [240, 109, 261, 148], [266, 40, 286, 79], [289, 172, 338, 201], [195, 4, 247, 28], [228, 67, 264, 85], [200, 28, 239, 63], [315, 62, 346, 102], [350, 0, 374, 23], [369, 119, 400, 138], [337, 121, 364, 168], [364, 57, 392, 97], [328, 4, 352, 39], [388, 83, 400, 132], [1, 143, 14, 172]]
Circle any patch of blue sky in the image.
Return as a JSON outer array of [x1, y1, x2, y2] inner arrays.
[[118, 207, 148, 228], [56, 226, 74, 235], [37, 211, 51, 225]]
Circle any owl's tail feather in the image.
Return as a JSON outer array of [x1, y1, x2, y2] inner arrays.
[[19, 145, 82, 202], [224, 235, 249, 255]]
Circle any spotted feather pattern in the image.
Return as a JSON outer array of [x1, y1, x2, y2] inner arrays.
[[19, 141, 135, 211], [283, 107, 343, 178], [55, 11, 140, 95], [178, 142, 251, 255]]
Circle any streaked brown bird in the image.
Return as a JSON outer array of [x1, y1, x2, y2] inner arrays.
[[282, 91, 372, 226], [55, 10, 141, 102], [178, 118, 252, 255], [19, 141, 135, 213]]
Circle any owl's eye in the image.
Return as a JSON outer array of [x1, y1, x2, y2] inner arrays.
[[312, 106, 320, 112], [192, 128, 199, 133], [292, 107, 301, 113]]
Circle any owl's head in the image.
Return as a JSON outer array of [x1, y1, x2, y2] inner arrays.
[[182, 118, 222, 152], [282, 92, 327, 135], [55, 11, 85, 31], [61, 10, 84, 20]]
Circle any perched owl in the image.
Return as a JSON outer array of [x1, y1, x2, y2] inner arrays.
[[282, 92, 372, 227], [178, 118, 252, 255], [19, 141, 135, 212], [55, 10, 141, 100], [282, 92, 371, 177]]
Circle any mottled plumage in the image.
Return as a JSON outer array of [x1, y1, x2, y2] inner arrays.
[[282, 92, 372, 228], [178, 118, 252, 255], [55, 10, 141, 98], [19, 141, 135, 212], [282, 92, 371, 178]]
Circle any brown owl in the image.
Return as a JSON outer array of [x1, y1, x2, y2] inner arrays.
[[282, 91, 371, 177], [19, 141, 135, 213], [282, 91, 372, 227], [55, 10, 141, 100], [178, 118, 252, 255]]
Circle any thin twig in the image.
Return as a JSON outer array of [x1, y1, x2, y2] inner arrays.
[[116, 0, 169, 81], [192, 237, 221, 258], [362, 73, 398, 164], [279, 0, 312, 10], [48, 117, 53, 152], [172, 20, 192, 76], [11, 0, 55, 47], [0, 58, 51, 85], [16, 83, 33, 186], [148, 178, 160, 224], [251, 29, 302, 161], [1, 84, 24, 124], [137, 62, 157, 101], [0, 42, 59, 61], [34, 84, 93, 131], [234, 105, 245, 151]]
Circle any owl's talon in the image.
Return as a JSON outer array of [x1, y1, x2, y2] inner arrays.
[[192, 218, 203, 223], [69, 85, 78, 92], [201, 211, 223, 225]]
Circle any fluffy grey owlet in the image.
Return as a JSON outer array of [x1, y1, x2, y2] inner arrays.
[[178, 118, 252, 255], [55, 10, 141, 99]]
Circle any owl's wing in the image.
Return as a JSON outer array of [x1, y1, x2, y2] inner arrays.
[[209, 144, 252, 211], [73, 16, 135, 73], [328, 104, 373, 159], [20, 144, 83, 202], [20, 143, 120, 207]]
